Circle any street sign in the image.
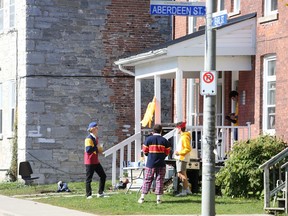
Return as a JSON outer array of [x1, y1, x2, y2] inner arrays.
[[200, 71, 217, 95], [212, 10, 228, 28], [150, 0, 206, 16]]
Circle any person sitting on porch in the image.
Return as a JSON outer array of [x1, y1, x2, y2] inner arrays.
[[225, 90, 239, 140]]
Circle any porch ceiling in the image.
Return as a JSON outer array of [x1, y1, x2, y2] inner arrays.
[[115, 13, 256, 79]]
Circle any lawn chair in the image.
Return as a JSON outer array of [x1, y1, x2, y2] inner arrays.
[[19, 161, 39, 185]]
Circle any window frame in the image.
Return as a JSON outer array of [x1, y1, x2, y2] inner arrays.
[[8, 80, 16, 137], [217, 0, 225, 11], [263, 55, 276, 135], [264, 0, 278, 16], [0, 0, 3, 32], [233, 0, 240, 13], [9, 0, 15, 28], [0, 83, 2, 139]]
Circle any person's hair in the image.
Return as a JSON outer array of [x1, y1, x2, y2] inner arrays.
[[176, 122, 186, 132], [153, 124, 162, 134], [229, 90, 238, 99]]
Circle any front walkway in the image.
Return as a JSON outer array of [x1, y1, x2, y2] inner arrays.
[[0, 194, 96, 216]]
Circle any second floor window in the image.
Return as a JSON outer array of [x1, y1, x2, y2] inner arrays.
[[9, 0, 15, 28], [0, 83, 2, 136], [217, 0, 224, 11], [264, 0, 278, 16], [0, 0, 3, 32], [233, 0, 241, 13]]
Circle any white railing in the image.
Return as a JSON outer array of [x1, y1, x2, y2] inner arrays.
[[104, 123, 251, 187], [103, 132, 141, 186]]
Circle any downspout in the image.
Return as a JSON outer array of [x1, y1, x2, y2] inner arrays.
[[118, 64, 135, 76]]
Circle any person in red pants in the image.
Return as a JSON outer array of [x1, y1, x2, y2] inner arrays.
[[138, 124, 171, 204]]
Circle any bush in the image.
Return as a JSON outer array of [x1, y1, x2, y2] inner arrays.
[[216, 135, 287, 198]]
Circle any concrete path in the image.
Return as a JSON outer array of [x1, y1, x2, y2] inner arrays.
[[0, 194, 96, 216]]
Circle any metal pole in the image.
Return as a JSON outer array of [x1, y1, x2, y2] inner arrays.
[[201, 0, 216, 215]]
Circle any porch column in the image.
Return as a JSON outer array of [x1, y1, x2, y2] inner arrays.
[[154, 75, 161, 124], [135, 78, 141, 162], [175, 68, 183, 122]]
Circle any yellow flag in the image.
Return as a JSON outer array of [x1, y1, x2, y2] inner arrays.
[[140, 96, 156, 128]]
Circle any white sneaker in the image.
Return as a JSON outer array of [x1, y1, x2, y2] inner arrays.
[[97, 193, 103, 198], [97, 193, 109, 198], [176, 191, 187, 197], [138, 198, 144, 204], [86, 196, 93, 199], [186, 189, 192, 195]]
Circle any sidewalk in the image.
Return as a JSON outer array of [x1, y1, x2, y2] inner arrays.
[[0, 194, 271, 216], [0, 194, 96, 216]]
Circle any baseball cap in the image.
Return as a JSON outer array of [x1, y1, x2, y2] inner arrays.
[[87, 122, 97, 131]]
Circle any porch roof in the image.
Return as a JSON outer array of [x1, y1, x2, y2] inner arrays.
[[115, 13, 256, 79]]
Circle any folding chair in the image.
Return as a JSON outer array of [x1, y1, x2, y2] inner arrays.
[[19, 161, 39, 185]]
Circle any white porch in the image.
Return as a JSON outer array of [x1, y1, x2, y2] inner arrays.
[[104, 13, 256, 186]]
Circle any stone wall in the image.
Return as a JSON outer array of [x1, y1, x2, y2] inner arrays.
[[22, 0, 172, 183]]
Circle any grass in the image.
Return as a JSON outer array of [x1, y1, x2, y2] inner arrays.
[[0, 181, 267, 215]]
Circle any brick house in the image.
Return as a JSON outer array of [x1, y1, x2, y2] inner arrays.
[[0, 0, 172, 183], [115, 0, 288, 160]]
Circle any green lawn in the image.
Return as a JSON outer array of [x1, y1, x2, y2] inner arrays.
[[0, 181, 267, 215]]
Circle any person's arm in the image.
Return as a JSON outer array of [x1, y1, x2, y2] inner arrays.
[[142, 138, 150, 156], [226, 113, 237, 124], [178, 136, 191, 156], [164, 139, 171, 156], [85, 138, 98, 154]]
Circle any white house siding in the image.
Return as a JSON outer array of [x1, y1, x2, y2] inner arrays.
[[0, 0, 26, 180]]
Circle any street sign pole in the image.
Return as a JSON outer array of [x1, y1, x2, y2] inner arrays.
[[201, 0, 216, 215]]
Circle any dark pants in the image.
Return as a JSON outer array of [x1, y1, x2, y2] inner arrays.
[[85, 163, 106, 197], [233, 128, 238, 141]]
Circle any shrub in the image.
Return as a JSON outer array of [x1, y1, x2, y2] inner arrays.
[[216, 135, 287, 198]]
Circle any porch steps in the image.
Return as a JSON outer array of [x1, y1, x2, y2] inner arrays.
[[277, 197, 285, 207], [265, 207, 285, 214]]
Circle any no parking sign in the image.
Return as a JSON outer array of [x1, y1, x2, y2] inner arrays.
[[200, 71, 217, 95]]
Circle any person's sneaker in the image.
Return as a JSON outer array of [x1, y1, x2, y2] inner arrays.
[[97, 193, 109, 198], [176, 191, 187, 197], [186, 189, 193, 195], [156, 199, 161, 204], [138, 198, 144, 204], [86, 196, 93, 199]]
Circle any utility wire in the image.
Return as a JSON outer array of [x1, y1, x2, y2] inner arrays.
[[27, 152, 84, 175]]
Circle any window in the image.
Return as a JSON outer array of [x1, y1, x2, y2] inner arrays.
[[264, 0, 278, 16], [0, 83, 2, 137], [232, 0, 240, 13], [263, 55, 276, 134], [0, 0, 3, 32], [188, 0, 198, 33], [8, 80, 16, 135], [188, 16, 197, 34], [217, 0, 224, 11], [9, 0, 15, 28]]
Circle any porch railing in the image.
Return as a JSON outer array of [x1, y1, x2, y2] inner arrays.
[[259, 147, 288, 213], [104, 123, 251, 187]]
